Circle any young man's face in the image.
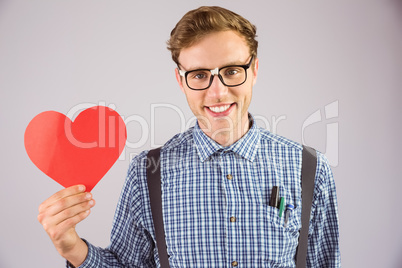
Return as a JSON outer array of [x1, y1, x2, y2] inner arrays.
[[176, 30, 258, 145]]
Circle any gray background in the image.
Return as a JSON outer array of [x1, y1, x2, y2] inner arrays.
[[1, 0, 401, 267]]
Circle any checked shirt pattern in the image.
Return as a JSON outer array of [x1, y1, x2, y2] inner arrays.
[[73, 116, 340, 268]]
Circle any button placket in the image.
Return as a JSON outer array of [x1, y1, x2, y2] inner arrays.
[[222, 151, 239, 266]]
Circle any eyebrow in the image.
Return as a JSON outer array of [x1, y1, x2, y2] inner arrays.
[[180, 59, 247, 71]]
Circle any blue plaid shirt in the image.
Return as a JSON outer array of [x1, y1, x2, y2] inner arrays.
[[74, 116, 340, 267]]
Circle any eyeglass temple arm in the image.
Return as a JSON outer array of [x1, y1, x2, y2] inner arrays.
[[178, 69, 186, 77]]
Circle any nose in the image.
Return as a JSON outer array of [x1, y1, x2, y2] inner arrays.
[[206, 74, 227, 99]]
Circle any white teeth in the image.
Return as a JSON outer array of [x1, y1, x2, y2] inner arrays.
[[209, 104, 231, 113]]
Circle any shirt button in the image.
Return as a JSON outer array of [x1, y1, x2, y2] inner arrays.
[[232, 261, 238, 266], [227, 174, 233, 180], [230, 216, 236, 222]]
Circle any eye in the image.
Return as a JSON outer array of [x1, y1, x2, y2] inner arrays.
[[227, 69, 238, 75], [195, 73, 207, 79], [189, 70, 209, 80], [223, 67, 242, 76]]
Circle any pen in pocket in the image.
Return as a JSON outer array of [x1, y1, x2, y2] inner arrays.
[[284, 204, 294, 227]]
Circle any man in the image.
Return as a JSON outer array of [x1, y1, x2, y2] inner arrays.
[[38, 6, 340, 267]]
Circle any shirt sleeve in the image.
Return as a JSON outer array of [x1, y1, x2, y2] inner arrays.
[[67, 155, 157, 268], [306, 152, 341, 267]]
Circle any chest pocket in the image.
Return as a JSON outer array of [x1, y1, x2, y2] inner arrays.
[[259, 186, 301, 266], [264, 204, 300, 235]]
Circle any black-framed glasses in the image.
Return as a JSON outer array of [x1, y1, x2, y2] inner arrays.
[[178, 56, 254, 90]]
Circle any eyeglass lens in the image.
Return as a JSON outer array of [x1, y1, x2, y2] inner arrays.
[[186, 66, 247, 90]]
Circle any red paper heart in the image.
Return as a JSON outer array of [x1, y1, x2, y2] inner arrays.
[[24, 106, 127, 192]]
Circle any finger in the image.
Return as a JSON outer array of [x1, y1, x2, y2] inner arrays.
[[42, 199, 96, 231], [39, 192, 93, 222], [39, 185, 86, 213], [51, 198, 95, 227], [46, 209, 92, 242]]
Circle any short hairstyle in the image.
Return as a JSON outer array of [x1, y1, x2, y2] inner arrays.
[[167, 6, 258, 66]]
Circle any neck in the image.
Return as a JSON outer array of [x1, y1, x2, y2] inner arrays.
[[198, 114, 251, 147]]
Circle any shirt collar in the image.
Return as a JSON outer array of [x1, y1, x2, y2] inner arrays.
[[193, 114, 260, 162]]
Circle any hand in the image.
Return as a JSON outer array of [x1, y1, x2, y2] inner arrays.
[[37, 185, 95, 266]]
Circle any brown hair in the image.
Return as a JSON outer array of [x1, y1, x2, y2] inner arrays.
[[167, 6, 258, 65]]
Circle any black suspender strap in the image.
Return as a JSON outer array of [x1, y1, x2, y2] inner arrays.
[[296, 145, 317, 268], [146, 147, 170, 268], [146, 145, 317, 268]]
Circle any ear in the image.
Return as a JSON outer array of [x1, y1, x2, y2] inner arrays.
[[251, 57, 259, 86], [175, 68, 185, 94]]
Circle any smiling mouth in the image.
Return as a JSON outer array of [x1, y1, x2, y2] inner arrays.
[[207, 103, 233, 113]]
